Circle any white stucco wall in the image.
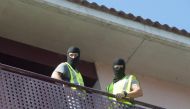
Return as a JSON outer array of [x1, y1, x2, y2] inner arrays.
[[95, 62, 190, 109]]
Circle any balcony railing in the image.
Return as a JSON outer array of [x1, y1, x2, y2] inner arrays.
[[0, 63, 165, 109]]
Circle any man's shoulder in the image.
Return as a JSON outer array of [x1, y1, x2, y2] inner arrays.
[[57, 62, 68, 67], [127, 74, 140, 84], [58, 62, 67, 65], [126, 74, 136, 78], [123, 74, 137, 81], [54, 62, 69, 73]]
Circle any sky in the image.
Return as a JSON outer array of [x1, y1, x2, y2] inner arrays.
[[88, 0, 190, 32]]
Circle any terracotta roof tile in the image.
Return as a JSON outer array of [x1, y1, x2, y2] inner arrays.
[[162, 24, 170, 30], [181, 29, 188, 35], [134, 16, 144, 23], [126, 13, 135, 20], [172, 27, 180, 34], [117, 11, 126, 17], [109, 8, 118, 15], [100, 5, 109, 12], [81, 0, 90, 5], [89, 2, 99, 9], [67, 0, 190, 37], [153, 21, 162, 28], [144, 19, 154, 25]]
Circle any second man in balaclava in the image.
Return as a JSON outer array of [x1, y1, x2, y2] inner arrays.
[[106, 58, 143, 107]]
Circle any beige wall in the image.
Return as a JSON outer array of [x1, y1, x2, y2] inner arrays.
[[95, 62, 190, 109]]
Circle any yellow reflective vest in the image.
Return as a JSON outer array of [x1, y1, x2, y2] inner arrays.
[[65, 62, 84, 86], [106, 75, 137, 105]]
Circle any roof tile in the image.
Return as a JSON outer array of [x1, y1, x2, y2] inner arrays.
[[162, 24, 170, 30], [118, 11, 126, 17], [126, 13, 135, 20], [181, 29, 188, 35], [90, 2, 99, 9], [81, 0, 90, 6], [135, 16, 144, 23], [100, 5, 109, 12], [153, 21, 161, 28], [144, 19, 154, 26], [109, 8, 118, 15], [171, 27, 180, 33]]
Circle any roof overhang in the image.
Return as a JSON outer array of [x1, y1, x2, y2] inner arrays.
[[1, 0, 190, 86]]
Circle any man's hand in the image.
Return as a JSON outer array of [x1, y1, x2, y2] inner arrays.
[[116, 91, 127, 99]]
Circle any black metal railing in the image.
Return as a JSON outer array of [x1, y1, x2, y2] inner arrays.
[[0, 63, 165, 109]]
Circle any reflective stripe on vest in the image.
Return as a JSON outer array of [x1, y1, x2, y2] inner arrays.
[[65, 62, 84, 86], [121, 75, 133, 105], [123, 75, 133, 93]]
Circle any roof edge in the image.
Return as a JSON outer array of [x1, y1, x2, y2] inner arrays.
[[67, 0, 190, 38]]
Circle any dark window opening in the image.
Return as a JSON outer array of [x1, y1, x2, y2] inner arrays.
[[0, 52, 96, 87]]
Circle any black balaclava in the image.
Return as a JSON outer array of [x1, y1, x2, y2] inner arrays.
[[67, 46, 80, 69], [113, 58, 126, 83]]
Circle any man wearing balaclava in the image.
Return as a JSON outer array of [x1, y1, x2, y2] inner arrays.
[[106, 58, 143, 107], [51, 46, 84, 86], [51, 46, 85, 109]]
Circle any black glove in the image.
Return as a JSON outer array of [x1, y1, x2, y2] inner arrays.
[[116, 91, 128, 99], [123, 91, 128, 97], [116, 93, 125, 99]]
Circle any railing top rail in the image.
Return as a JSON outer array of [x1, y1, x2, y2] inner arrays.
[[0, 63, 165, 109]]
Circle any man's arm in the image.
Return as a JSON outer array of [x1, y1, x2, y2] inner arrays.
[[127, 83, 143, 98], [51, 71, 63, 81], [51, 63, 67, 81]]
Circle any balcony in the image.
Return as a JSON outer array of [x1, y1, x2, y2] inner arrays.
[[0, 63, 164, 109]]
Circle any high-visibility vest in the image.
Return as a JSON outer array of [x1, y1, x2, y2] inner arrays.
[[106, 75, 135, 105], [65, 62, 84, 86]]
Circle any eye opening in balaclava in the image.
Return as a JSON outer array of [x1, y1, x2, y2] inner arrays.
[[67, 46, 80, 69], [113, 58, 126, 83]]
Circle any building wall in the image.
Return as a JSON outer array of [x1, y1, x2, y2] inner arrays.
[[0, 37, 98, 87], [95, 62, 190, 109]]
